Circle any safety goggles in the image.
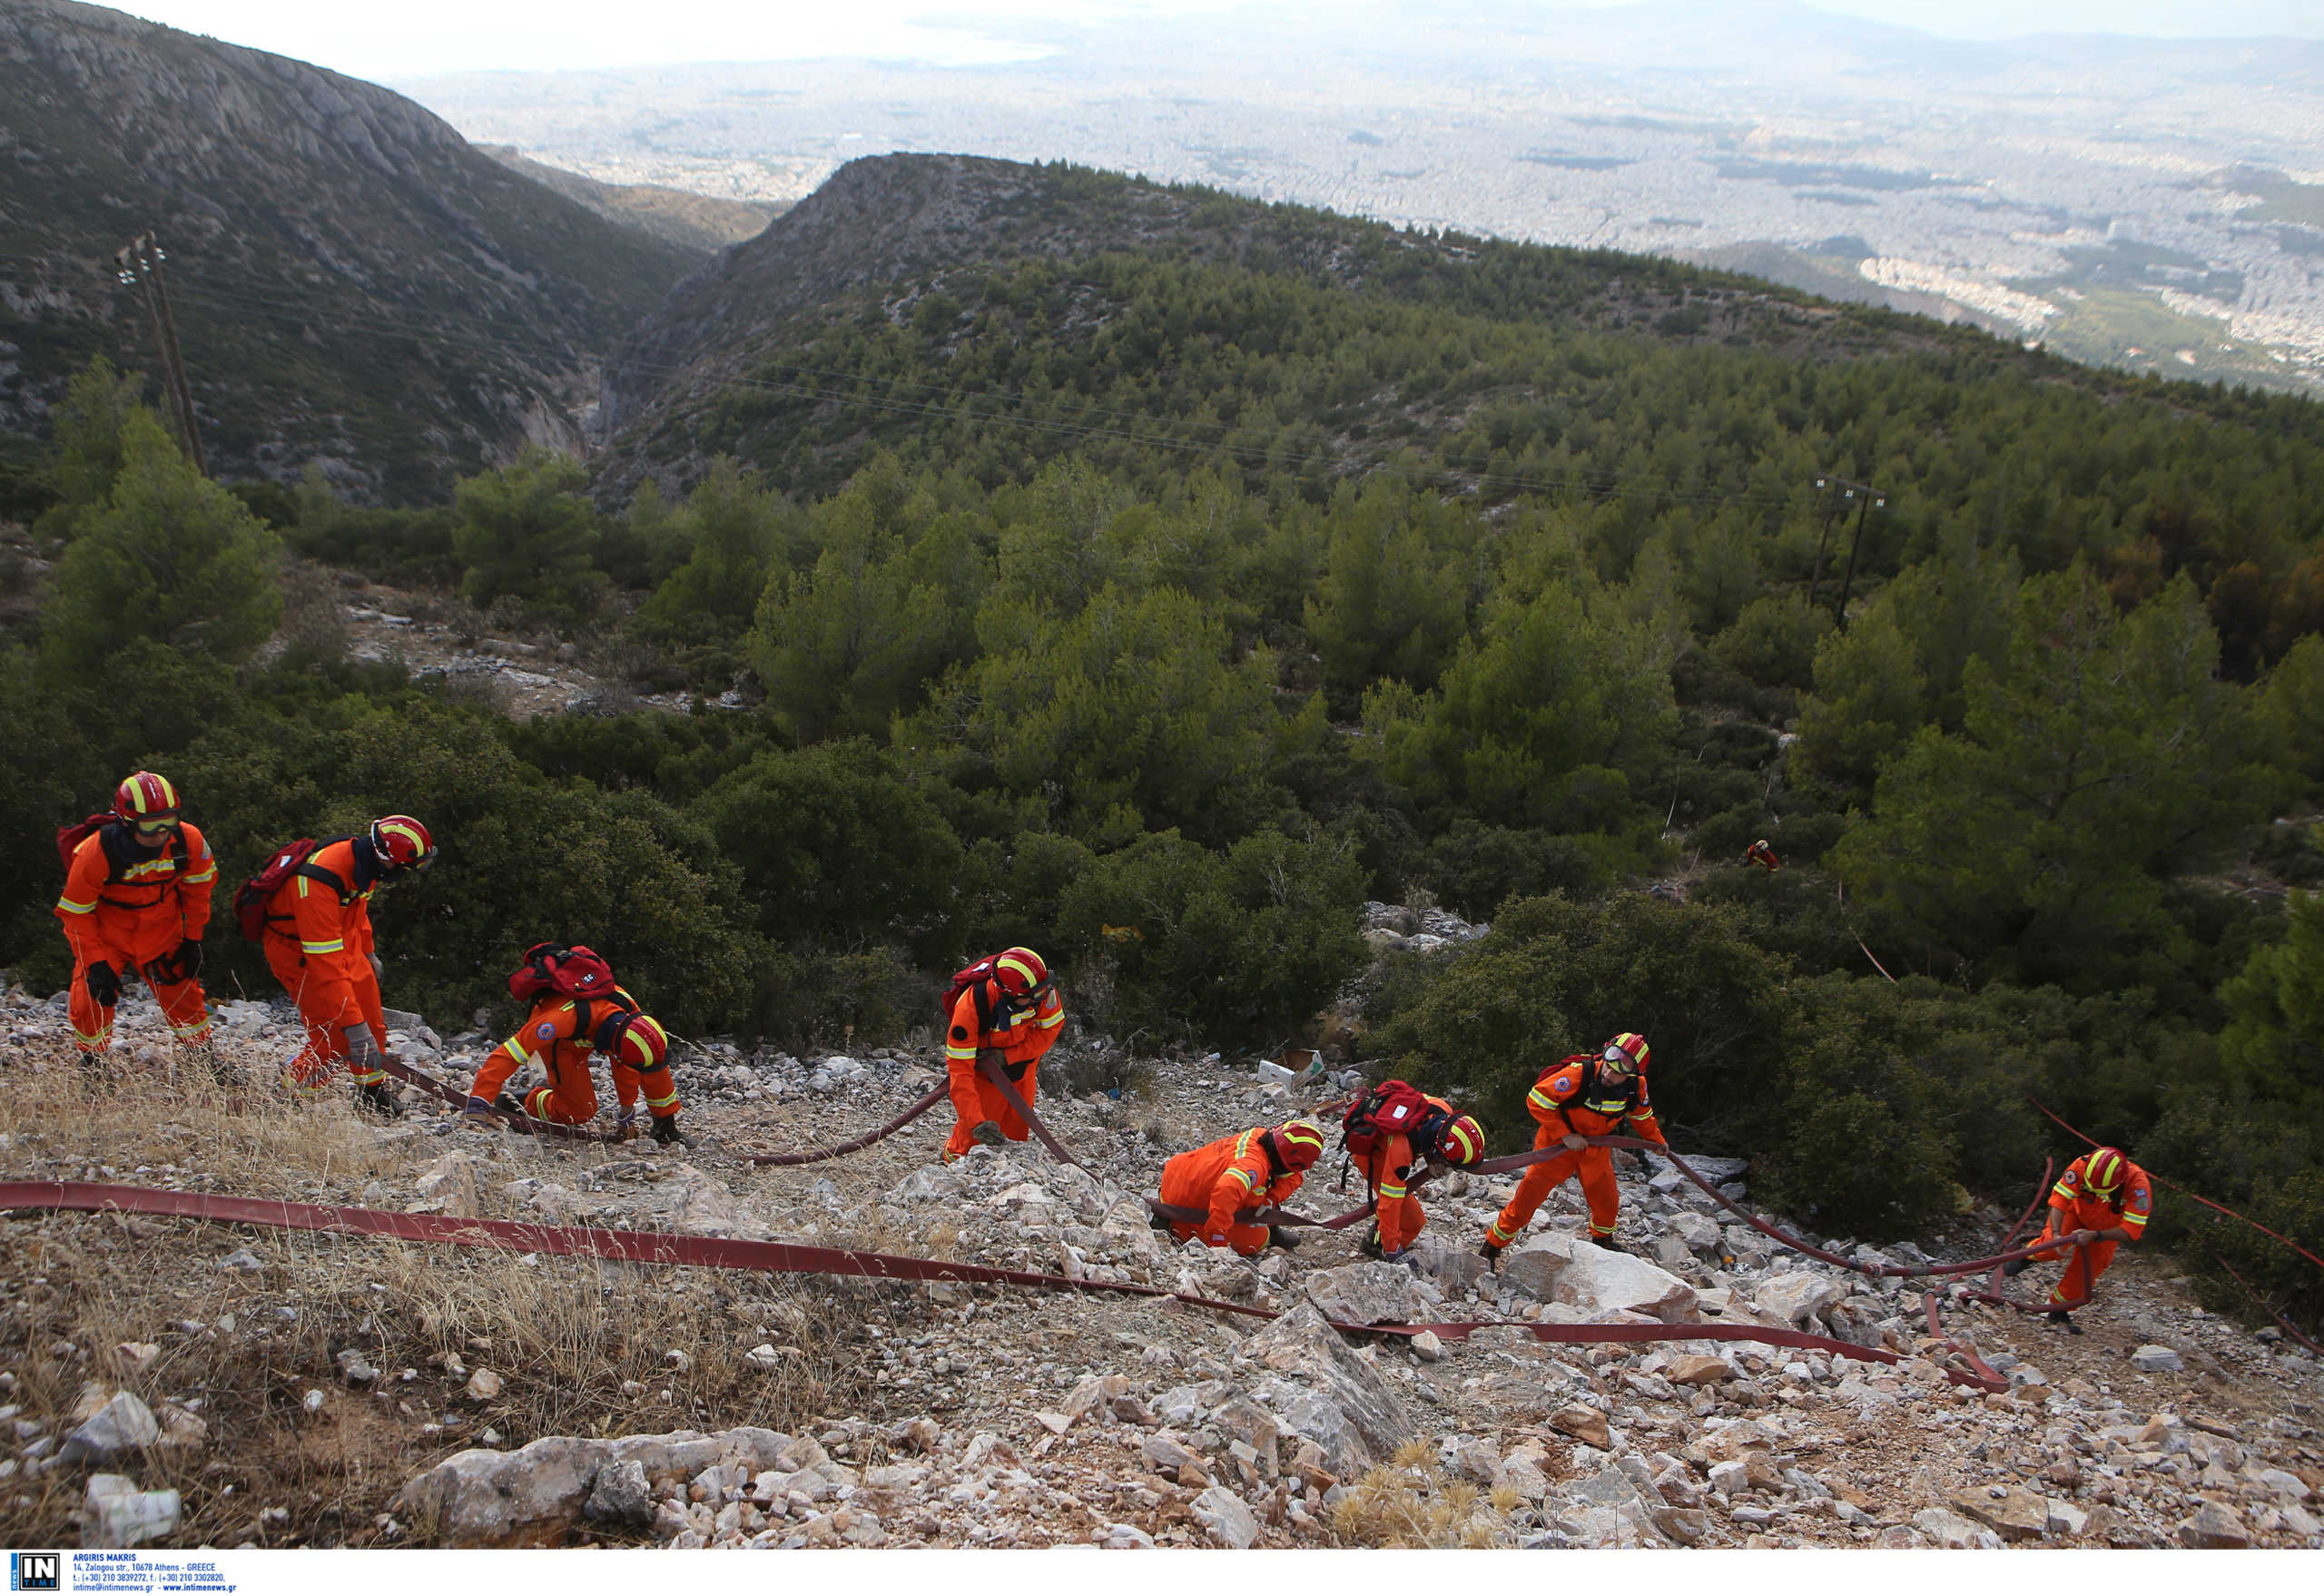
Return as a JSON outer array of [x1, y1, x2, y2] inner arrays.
[[133, 815, 180, 836], [1600, 1047, 1637, 1075]]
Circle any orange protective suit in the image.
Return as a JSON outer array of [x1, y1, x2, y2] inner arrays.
[[467, 986, 680, 1128], [1160, 1128, 1307, 1256], [54, 821, 217, 1054], [259, 837, 389, 1090], [941, 979, 1065, 1160], [1486, 1054, 1667, 1248], [2025, 1151, 2152, 1307], [1365, 1091, 1457, 1254]]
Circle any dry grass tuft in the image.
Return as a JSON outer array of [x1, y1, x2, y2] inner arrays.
[[1330, 1438, 1511, 1549], [0, 1038, 875, 1547]]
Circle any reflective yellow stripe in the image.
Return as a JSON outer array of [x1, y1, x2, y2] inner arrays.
[[1379, 1182, 1407, 1199], [56, 896, 96, 914], [1230, 1167, 1258, 1190], [301, 938, 345, 954], [1527, 1087, 1557, 1112], [2052, 1179, 2077, 1201], [1486, 1218, 1517, 1246], [946, 1043, 978, 1061], [645, 1089, 678, 1109], [1039, 1009, 1064, 1030], [182, 866, 217, 884]]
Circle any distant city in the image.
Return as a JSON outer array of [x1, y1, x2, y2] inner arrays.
[[397, 3, 2324, 393]]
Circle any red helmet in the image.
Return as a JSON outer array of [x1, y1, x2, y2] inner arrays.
[[1271, 1119, 1328, 1171], [1601, 1032, 1650, 1075], [113, 772, 180, 824], [1437, 1114, 1486, 1167], [369, 815, 436, 872], [615, 1014, 671, 1070], [992, 947, 1050, 995], [2083, 1148, 2128, 1197]]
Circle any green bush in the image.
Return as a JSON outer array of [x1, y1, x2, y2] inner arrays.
[[451, 449, 606, 625], [1058, 826, 1368, 1048]]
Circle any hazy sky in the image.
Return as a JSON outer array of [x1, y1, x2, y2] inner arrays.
[[113, 0, 2324, 80]]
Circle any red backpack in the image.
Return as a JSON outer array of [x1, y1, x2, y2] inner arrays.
[[233, 838, 350, 941], [509, 943, 618, 1005], [58, 813, 188, 878], [1342, 1079, 1446, 1161]]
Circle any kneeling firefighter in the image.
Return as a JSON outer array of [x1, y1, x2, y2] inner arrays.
[[2003, 1146, 2152, 1334], [465, 944, 682, 1142], [940, 947, 1064, 1162], [1158, 1119, 1329, 1256]]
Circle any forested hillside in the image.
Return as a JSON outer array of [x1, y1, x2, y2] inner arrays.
[[5, 151, 2321, 1330]]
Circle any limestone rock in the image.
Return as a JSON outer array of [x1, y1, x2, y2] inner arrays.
[[1493, 1445, 1551, 1502], [1303, 1261, 1431, 1326], [584, 1459, 652, 1527], [1239, 1304, 1414, 1471], [2178, 1501, 2250, 1549], [1554, 1246, 1699, 1322], [399, 1425, 792, 1546], [1408, 1245, 1491, 1295], [465, 1368, 503, 1402], [1190, 1484, 1261, 1548], [2131, 1345, 2184, 1373], [1668, 1211, 1723, 1255], [61, 1391, 159, 1463], [1753, 1270, 1846, 1328], [1953, 1485, 2050, 1542], [1667, 1353, 1730, 1387], [1914, 1506, 2002, 1549], [1547, 1404, 1610, 1450]]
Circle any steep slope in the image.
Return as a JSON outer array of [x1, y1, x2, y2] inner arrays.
[[595, 153, 2046, 499], [475, 146, 786, 258], [0, 0, 699, 499]]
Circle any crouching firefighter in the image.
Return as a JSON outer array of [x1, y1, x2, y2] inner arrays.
[[2002, 1146, 2152, 1334], [940, 947, 1064, 1162], [464, 944, 682, 1142], [241, 815, 435, 1118], [1158, 1119, 1329, 1256], [1342, 1080, 1485, 1262], [1482, 1031, 1664, 1264], [54, 772, 222, 1073]]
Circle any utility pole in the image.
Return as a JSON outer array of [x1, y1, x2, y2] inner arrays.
[[1806, 476, 1842, 613], [114, 234, 204, 473], [1831, 476, 1886, 630]]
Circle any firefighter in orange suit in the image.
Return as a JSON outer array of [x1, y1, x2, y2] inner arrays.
[[2003, 1146, 2152, 1333], [1363, 1096, 1485, 1260], [54, 773, 219, 1066], [941, 946, 1065, 1161], [465, 990, 682, 1142], [1482, 1031, 1666, 1262], [1160, 1119, 1329, 1256], [260, 815, 434, 1118]]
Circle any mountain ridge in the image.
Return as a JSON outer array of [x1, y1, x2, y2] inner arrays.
[[0, 0, 699, 498]]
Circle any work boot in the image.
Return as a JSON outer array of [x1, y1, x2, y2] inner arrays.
[[2001, 1256, 2030, 1278], [1479, 1238, 1504, 1268], [2045, 1310, 2082, 1335], [1358, 1232, 1384, 1261], [970, 1119, 1007, 1148], [353, 1080, 405, 1119], [1267, 1226, 1304, 1251]]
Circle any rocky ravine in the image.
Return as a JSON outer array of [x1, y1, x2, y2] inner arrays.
[[1, 979, 2319, 1551]]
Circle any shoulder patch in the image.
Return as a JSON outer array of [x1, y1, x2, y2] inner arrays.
[[536, 1021, 557, 1041]]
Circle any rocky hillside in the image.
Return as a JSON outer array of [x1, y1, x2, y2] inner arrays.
[[1, 979, 2319, 1551], [0, 1, 698, 499]]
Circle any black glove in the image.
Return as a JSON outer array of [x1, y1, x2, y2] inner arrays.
[[84, 961, 120, 1008], [650, 1115, 682, 1146], [174, 939, 202, 979]]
